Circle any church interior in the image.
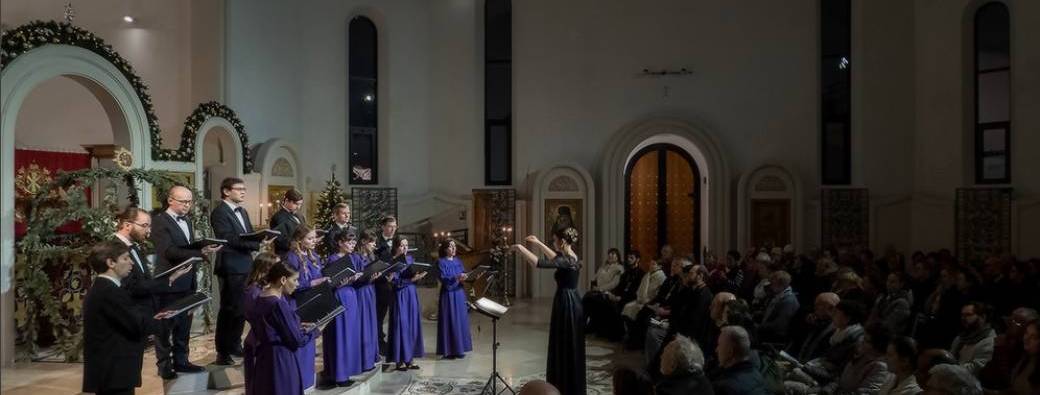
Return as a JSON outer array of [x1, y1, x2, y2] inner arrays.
[[1, 0, 1039, 394]]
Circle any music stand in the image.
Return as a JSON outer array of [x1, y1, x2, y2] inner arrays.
[[468, 297, 514, 395]]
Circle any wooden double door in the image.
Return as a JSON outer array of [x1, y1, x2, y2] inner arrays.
[[625, 144, 700, 263]]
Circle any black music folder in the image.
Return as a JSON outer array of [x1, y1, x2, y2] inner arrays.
[[293, 283, 344, 326], [322, 255, 358, 285], [240, 229, 281, 242], [160, 292, 211, 317], [185, 237, 227, 250], [154, 257, 201, 278]]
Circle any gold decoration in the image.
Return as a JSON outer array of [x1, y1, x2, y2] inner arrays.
[[113, 146, 134, 170], [15, 163, 52, 197]]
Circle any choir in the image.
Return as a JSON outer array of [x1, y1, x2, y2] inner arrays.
[[83, 180, 479, 394]]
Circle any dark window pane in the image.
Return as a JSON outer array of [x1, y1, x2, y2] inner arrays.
[[977, 70, 1009, 123], [349, 127, 376, 184], [486, 0, 511, 62], [349, 17, 377, 78], [486, 64, 511, 120], [821, 0, 851, 185], [487, 124, 510, 183], [349, 78, 377, 128], [975, 3, 1010, 70]]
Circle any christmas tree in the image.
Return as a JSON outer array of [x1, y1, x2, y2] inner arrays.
[[315, 167, 349, 255]]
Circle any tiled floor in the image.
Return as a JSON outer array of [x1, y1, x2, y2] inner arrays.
[[2, 297, 635, 394]]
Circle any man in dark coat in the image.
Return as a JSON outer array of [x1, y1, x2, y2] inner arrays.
[[372, 215, 398, 354], [113, 207, 191, 314], [269, 188, 305, 256], [711, 325, 768, 395], [323, 202, 357, 254], [150, 185, 220, 378], [210, 177, 265, 365], [82, 240, 174, 395]]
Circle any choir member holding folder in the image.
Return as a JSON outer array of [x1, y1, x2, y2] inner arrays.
[[241, 253, 281, 395], [355, 232, 384, 370], [112, 207, 192, 315], [319, 231, 365, 388], [150, 185, 221, 379], [284, 224, 327, 391], [210, 177, 271, 365], [246, 262, 325, 395], [83, 240, 178, 395], [269, 189, 306, 256], [387, 237, 427, 370], [436, 239, 473, 359]]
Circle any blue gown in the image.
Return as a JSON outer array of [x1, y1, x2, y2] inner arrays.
[[242, 284, 262, 394], [285, 251, 322, 390], [322, 253, 363, 382], [436, 257, 473, 357], [353, 253, 380, 370], [388, 255, 424, 363], [246, 295, 318, 395], [539, 255, 586, 395]]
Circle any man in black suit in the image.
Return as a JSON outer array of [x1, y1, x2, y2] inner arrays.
[[209, 177, 264, 365], [82, 240, 174, 395], [323, 202, 358, 254], [113, 207, 191, 314], [269, 189, 305, 256], [150, 185, 220, 378], [373, 215, 398, 354]]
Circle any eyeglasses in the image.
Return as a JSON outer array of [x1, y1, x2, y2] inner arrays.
[[231, 187, 247, 191], [132, 222, 151, 228], [172, 198, 194, 205]]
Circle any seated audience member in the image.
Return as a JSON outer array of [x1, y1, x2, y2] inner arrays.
[[924, 364, 982, 395], [869, 272, 914, 336], [645, 264, 713, 374], [787, 300, 866, 389], [1007, 321, 1039, 395], [630, 258, 690, 348], [599, 250, 644, 341], [655, 335, 714, 395], [832, 269, 869, 308], [914, 349, 957, 392], [949, 301, 996, 375], [582, 248, 625, 332], [518, 379, 560, 395], [758, 270, 800, 344], [621, 257, 666, 344], [820, 324, 890, 395], [919, 267, 967, 349], [980, 308, 1037, 390], [711, 325, 768, 395], [880, 336, 922, 395], [791, 292, 840, 363]]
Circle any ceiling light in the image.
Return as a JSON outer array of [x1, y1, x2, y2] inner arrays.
[[123, 15, 135, 23]]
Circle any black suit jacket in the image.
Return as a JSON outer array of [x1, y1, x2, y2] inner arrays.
[[82, 277, 158, 393], [117, 236, 172, 312], [150, 211, 204, 293], [270, 208, 304, 256], [210, 202, 260, 275], [374, 234, 396, 263]]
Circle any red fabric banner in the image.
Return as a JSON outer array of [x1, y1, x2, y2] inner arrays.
[[14, 149, 92, 238]]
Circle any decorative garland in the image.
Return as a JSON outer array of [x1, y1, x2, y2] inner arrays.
[[1, 21, 252, 172], [14, 168, 212, 361]]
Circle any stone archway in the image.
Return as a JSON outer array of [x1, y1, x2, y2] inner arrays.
[[737, 164, 804, 252], [530, 162, 596, 297], [1, 44, 152, 366], [601, 118, 731, 262]]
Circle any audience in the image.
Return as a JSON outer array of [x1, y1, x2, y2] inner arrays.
[[820, 324, 890, 394], [1007, 321, 1039, 395], [880, 336, 922, 395], [711, 325, 768, 395], [950, 301, 997, 375], [655, 335, 714, 395], [757, 270, 799, 344]]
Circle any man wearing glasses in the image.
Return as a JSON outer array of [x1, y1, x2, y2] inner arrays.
[[210, 177, 266, 365], [113, 206, 192, 314], [151, 185, 221, 379]]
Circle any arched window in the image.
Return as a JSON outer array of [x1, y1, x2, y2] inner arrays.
[[485, 0, 512, 185], [349, 16, 378, 184], [974, 2, 1010, 184], [820, 0, 851, 185]]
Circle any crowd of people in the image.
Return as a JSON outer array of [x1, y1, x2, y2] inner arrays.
[[588, 243, 1040, 395]]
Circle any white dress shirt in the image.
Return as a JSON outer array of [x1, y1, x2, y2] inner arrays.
[[113, 233, 145, 273], [224, 200, 248, 230], [166, 208, 192, 241], [98, 274, 122, 287]]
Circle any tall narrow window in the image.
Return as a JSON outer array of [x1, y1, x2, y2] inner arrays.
[[821, 0, 851, 185], [974, 3, 1010, 184], [485, 0, 512, 185], [349, 16, 378, 184]]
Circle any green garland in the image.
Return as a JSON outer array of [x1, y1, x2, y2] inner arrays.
[[1, 21, 252, 172], [15, 168, 212, 362]]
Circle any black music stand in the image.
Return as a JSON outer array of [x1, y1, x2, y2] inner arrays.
[[468, 297, 514, 395]]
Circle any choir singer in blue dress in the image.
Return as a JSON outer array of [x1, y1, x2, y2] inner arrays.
[[436, 238, 473, 359], [387, 237, 427, 370], [284, 225, 327, 391], [319, 232, 364, 388]]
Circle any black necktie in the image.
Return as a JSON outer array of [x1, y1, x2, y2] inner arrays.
[[235, 207, 246, 214]]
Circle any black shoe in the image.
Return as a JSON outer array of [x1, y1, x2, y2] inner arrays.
[[316, 381, 338, 390], [337, 380, 356, 387], [174, 362, 206, 373], [159, 367, 178, 380], [214, 354, 235, 366], [229, 350, 244, 358], [407, 363, 420, 370]]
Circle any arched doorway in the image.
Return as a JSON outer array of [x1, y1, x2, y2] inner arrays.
[[625, 144, 700, 262]]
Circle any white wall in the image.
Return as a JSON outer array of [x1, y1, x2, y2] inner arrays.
[[1, 0, 222, 152]]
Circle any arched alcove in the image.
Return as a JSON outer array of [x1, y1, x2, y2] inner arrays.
[[254, 138, 303, 225], [195, 117, 245, 203], [737, 164, 804, 252], [601, 118, 731, 263], [530, 163, 596, 297], [1, 44, 153, 365]]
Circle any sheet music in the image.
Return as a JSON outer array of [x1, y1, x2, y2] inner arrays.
[[154, 257, 201, 278]]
